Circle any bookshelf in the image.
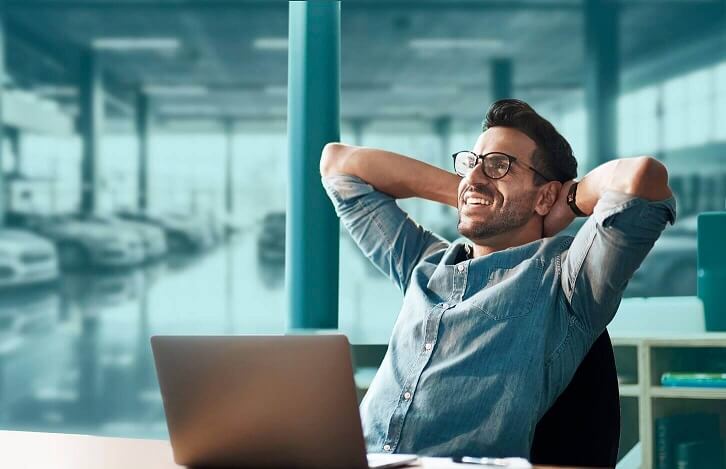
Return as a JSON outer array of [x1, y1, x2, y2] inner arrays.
[[612, 333, 726, 469]]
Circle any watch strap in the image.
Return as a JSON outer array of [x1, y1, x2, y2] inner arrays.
[[566, 182, 587, 217]]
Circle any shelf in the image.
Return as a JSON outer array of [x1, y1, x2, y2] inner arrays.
[[650, 386, 726, 399], [611, 332, 726, 347], [619, 384, 640, 397]]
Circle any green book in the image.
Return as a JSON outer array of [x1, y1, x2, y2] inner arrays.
[[661, 373, 726, 388]]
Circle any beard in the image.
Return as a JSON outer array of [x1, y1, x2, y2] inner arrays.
[[457, 188, 537, 241]]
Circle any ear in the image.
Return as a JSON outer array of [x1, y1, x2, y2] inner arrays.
[[534, 181, 562, 216]]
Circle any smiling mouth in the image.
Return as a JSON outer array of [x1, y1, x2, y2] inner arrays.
[[462, 191, 494, 207], [465, 197, 492, 206]]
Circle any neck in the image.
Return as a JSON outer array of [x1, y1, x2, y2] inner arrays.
[[470, 217, 544, 258]]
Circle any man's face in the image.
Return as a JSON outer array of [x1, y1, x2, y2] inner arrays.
[[457, 127, 541, 243]]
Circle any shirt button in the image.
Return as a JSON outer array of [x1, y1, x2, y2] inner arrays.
[[457, 264, 464, 272], [424, 343, 433, 351], [383, 444, 392, 452], [403, 391, 412, 400]]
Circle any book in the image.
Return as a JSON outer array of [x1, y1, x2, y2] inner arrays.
[[661, 373, 726, 388]]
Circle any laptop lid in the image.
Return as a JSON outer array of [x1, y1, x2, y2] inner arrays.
[[151, 334, 369, 469]]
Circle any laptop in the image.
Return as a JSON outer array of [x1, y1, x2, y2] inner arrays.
[[151, 334, 417, 468]]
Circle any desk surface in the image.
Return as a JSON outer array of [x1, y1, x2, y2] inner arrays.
[[0, 430, 589, 469]]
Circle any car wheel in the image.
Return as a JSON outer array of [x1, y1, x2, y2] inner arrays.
[[58, 243, 90, 270]]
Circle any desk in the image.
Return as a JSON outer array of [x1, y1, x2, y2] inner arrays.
[[0, 430, 587, 469]]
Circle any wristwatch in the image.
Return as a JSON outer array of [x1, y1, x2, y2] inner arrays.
[[566, 182, 587, 217]]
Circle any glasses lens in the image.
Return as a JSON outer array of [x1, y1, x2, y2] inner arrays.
[[483, 153, 510, 179], [454, 152, 476, 176]]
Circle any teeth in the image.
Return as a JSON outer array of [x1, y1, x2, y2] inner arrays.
[[466, 197, 491, 206]]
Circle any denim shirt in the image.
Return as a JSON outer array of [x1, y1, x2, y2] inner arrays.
[[322, 174, 676, 459]]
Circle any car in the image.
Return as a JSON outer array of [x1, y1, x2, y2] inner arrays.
[[0, 228, 58, 288], [257, 212, 285, 268], [117, 211, 212, 253], [164, 212, 217, 249], [72, 214, 167, 261], [6, 213, 145, 270]]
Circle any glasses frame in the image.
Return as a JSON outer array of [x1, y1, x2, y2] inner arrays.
[[451, 151, 551, 182]]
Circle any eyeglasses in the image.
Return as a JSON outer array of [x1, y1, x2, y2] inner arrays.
[[451, 151, 551, 182]]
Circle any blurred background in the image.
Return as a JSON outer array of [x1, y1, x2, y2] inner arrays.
[[0, 0, 724, 467]]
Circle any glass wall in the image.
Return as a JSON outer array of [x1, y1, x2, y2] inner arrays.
[[0, 2, 724, 466]]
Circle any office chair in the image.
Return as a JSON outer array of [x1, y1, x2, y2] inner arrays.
[[530, 330, 620, 468]]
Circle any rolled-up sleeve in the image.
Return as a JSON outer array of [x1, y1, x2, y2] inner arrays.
[[560, 190, 677, 338], [322, 175, 448, 293]]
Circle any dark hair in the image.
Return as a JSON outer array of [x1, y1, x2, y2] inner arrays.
[[482, 99, 577, 184]]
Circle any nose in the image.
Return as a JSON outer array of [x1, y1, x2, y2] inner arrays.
[[463, 160, 488, 185]]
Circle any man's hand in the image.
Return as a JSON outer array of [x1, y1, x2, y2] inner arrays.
[[543, 157, 673, 237], [543, 180, 578, 237]]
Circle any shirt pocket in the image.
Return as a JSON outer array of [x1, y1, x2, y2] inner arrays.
[[471, 258, 545, 321]]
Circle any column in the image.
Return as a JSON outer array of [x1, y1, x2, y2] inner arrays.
[[287, 1, 341, 329], [584, 0, 619, 171]]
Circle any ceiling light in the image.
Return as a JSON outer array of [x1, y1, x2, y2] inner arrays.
[[409, 38, 502, 51], [253, 37, 288, 51], [92, 37, 180, 52], [143, 85, 209, 96], [380, 106, 427, 115]]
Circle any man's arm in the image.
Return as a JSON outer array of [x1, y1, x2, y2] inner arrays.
[[544, 156, 672, 236], [552, 156, 676, 337], [320, 143, 461, 207], [319, 143, 453, 293]]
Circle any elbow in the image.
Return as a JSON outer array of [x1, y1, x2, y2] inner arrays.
[[320, 142, 348, 177], [628, 156, 672, 201]]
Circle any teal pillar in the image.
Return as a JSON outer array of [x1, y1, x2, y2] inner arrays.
[[0, 8, 6, 225], [490, 58, 513, 102], [287, 1, 341, 329], [79, 50, 104, 214], [584, 0, 619, 171], [135, 90, 149, 211]]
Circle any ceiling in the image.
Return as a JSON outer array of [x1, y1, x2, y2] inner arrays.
[[4, 0, 725, 125]]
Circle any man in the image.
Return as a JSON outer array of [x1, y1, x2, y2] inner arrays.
[[319, 99, 675, 458]]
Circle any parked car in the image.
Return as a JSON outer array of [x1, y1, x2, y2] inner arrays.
[[164, 212, 217, 249], [72, 213, 167, 261], [257, 212, 285, 268], [117, 211, 212, 253], [0, 229, 58, 288], [6, 213, 145, 270]]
